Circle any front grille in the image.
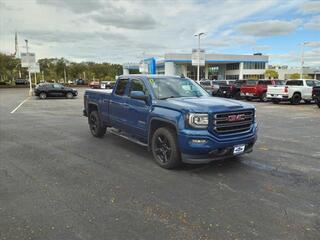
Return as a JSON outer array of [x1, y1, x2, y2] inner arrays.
[[213, 110, 254, 134]]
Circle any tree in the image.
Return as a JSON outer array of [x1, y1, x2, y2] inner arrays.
[[265, 69, 278, 79], [290, 73, 300, 79]]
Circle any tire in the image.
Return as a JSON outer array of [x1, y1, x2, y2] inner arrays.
[[89, 111, 106, 138], [316, 98, 320, 108], [151, 127, 181, 169], [304, 100, 311, 104], [272, 99, 280, 104], [245, 97, 252, 101], [66, 92, 73, 99], [290, 93, 301, 105], [260, 93, 268, 102], [39, 92, 47, 99]]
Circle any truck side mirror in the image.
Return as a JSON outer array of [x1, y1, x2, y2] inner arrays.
[[130, 91, 148, 101]]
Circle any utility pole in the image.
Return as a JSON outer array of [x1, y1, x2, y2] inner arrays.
[[25, 39, 33, 96], [300, 42, 309, 79], [194, 32, 204, 83], [64, 66, 67, 83]]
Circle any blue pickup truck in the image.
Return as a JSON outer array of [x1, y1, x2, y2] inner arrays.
[[83, 75, 258, 169]]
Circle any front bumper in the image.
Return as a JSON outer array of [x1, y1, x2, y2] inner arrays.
[[178, 123, 258, 164]]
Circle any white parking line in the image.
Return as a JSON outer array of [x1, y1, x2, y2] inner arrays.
[[10, 97, 30, 114]]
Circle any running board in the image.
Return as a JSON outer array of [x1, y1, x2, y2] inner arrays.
[[107, 128, 148, 147]]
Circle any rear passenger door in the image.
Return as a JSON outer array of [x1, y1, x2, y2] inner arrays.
[[109, 78, 130, 130]]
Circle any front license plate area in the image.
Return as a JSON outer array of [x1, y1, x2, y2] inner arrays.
[[233, 144, 245, 155]]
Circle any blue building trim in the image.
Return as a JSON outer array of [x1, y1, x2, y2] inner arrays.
[[164, 59, 268, 63]]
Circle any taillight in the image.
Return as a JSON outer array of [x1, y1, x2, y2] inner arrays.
[[284, 86, 288, 93]]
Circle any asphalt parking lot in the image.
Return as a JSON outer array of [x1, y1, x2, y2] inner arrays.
[[1, 88, 319, 240]]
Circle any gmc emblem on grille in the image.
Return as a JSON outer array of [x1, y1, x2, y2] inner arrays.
[[228, 114, 245, 122]]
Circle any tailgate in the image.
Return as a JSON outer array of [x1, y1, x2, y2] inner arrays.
[[267, 86, 286, 95], [241, 86, 257, 94]]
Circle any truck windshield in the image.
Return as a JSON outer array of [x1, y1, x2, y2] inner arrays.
[[149, 77, 209, 100]]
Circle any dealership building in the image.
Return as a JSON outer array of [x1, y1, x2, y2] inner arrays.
[[123, 53, 269, 80]]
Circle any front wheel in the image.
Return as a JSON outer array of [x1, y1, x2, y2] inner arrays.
[[39, 92, 47, 99], [151, 127, 181, 169], [89, 111, 106, 138], [66, 92, 74, 99]]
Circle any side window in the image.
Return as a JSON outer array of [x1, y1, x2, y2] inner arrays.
[[53, 83, 62, 89], [115, 79, 129, 96], [130, 79, 148, 95]]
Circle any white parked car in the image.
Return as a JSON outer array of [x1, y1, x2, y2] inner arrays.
[[267, 79, 320, 104]]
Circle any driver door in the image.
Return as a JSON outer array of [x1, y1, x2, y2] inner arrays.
[[126, 78, 151, 139]]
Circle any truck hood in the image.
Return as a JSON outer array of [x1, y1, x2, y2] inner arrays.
[[154, 97, 254, 113]]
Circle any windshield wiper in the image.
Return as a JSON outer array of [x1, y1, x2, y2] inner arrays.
[[158, 96, 179, 100]]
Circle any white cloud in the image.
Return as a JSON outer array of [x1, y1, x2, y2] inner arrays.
[[305, 16, 320, 30], [298, 0, 320, 14], [237, 19, 302, 37]]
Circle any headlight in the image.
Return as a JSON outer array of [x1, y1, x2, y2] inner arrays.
[[188, 113, 209, 129]]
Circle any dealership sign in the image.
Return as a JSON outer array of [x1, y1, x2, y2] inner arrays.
[[21, 52, 36, 68], [192, 49, 205, 66], [29, 62, 40, 73]]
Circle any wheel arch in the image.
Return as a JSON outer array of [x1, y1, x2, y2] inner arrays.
[[148, 117, 178, 150]]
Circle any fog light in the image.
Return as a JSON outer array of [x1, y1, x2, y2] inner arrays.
[[191, 139, 207, 144]]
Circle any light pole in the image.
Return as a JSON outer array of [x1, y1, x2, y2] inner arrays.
[[194, 32, 204, 82], [300, 42, 309, 79], [25, 39, 33, 96]]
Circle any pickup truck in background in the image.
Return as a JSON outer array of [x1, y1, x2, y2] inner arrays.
[[199, 80, 235, 96], [83, 75, 258, 169], [218, 80, 249, 99], [240, 80, 284, 102], [312, 85, 320, 108], [267, 79, 320, 104]]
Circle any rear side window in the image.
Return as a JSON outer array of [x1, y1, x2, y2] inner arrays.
[[286, 80, 303, 86], [274, 80, 285, 85], [115, 79, 129, 96], [246, 81, 258, 85]]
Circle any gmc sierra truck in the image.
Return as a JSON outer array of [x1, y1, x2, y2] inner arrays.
[[267, 79, 320, 104], [83, 75, 258, 169]]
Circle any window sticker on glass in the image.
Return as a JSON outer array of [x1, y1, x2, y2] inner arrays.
[[149, 78, 155, 85]]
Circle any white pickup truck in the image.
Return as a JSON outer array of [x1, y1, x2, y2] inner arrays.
[[267, 79, 320, 104]]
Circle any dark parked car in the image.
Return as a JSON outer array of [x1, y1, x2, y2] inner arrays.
[[15, 78, 29, 85], [34, 83, 78, 99], [312, 86, 320, 108], [75, 79, 85, 85]]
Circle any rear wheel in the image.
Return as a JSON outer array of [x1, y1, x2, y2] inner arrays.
[[245, 97, 252, 101], [39, 92, 47, 99], [260, 93, 268, 102], [66, 92, 73, 99], [151, 127, 181, 169], [89, 111, 106, 138], [290, 93, 301, 105], [304, 100, 311, 104], [272, 99, 280, 104]]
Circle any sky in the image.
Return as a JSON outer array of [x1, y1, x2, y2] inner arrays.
[[0, 0, 319, 67]]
